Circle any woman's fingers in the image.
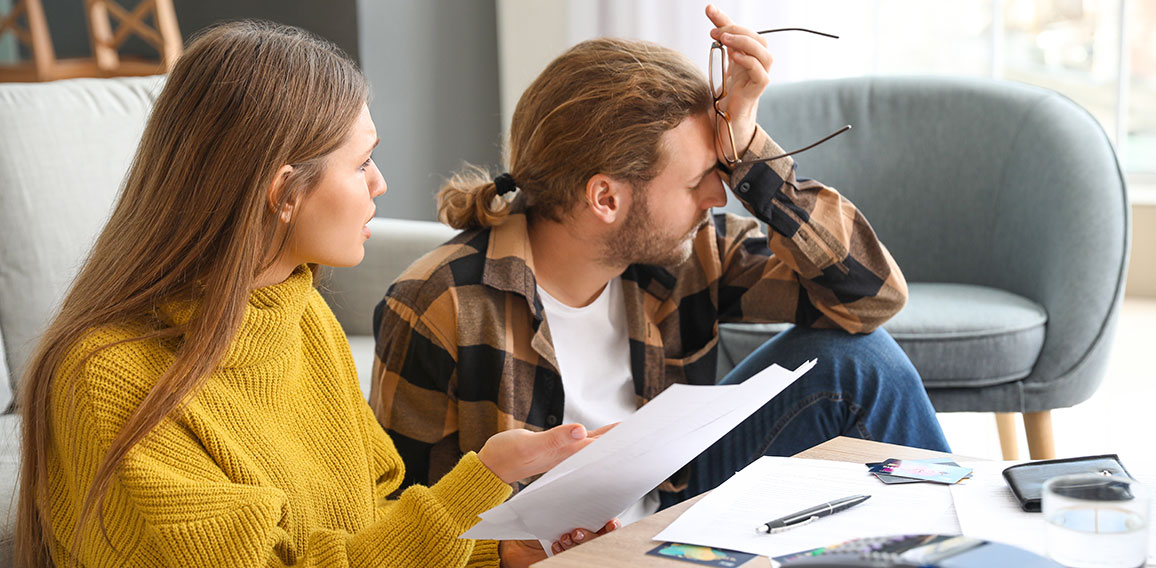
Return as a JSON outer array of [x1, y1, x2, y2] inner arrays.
[[478, 423, 589, 484]]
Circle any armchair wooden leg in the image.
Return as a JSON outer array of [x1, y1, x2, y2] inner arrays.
[[1024, 410, 1055, 460], [995, 413, 1019, 460]]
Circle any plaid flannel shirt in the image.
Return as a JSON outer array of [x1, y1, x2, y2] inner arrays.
[[371, 127, 907, 493]]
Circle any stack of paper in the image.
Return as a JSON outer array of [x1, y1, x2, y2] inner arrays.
[[460, 360, 816, 544], [655, 456, 960, 558]]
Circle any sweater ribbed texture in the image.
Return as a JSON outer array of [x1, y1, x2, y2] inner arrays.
[[45, 265, 511, 567]]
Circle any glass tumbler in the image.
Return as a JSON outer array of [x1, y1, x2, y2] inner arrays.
[[1043, 473, 1150, 568]]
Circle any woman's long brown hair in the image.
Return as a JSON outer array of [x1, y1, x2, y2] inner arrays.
[[437, 37, 712, 229], [15, 21, 367, 567]]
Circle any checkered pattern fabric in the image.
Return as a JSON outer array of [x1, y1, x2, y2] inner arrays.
[[371, 128, 907, 493]]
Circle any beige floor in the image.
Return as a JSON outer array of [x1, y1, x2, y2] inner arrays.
[[936, 297, 1156, 468]]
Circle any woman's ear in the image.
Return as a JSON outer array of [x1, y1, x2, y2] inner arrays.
[[267, 165, 296, 223]]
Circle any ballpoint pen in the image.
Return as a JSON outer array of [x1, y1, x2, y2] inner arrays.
[[755, 494, 871, 534]]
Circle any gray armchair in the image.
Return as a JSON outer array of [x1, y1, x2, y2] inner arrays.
[[718, 76, 1130, 459]]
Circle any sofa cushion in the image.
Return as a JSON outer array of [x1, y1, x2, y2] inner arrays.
[[321, 217, 458, 338], [0, 76, 164, 410], [886, 283, 1047, 387], [322, 218, 458, 404], [719, 283, 1047, 390]]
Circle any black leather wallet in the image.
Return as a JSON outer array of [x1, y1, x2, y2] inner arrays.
[[1002, 454, 1133, 512]]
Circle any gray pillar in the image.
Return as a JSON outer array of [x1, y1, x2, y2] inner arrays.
[[0, 0, 14, 62], [357, 0, 502, 221]]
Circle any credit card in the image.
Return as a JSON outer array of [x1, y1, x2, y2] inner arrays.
[[867, 458, 973, 484], [645, 542, 758, 567], [866, 458, 973, 485]]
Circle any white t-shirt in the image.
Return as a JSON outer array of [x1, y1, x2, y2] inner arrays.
[[537, 278, 662, 525]]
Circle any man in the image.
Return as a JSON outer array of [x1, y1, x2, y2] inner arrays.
[[371, 5, 949, 524]]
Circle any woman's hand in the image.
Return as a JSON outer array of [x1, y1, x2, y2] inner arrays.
[[477, 422, 614, 484], [499, 520, 621, 567], [706, 3, 774, 159]]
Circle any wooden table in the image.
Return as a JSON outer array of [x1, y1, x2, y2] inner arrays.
[[534, 436, 958, 567]]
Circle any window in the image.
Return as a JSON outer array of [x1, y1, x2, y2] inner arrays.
[[1125, 0, 1156, 173], [501, 0, 1153, 194]]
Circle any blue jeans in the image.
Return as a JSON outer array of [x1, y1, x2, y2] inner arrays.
[[659, 326, 950, 509]]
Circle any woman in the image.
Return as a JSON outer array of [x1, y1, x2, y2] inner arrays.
[[15, 21, 612, 567]]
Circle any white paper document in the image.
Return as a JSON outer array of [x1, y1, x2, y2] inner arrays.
[[948, 461, 1039, 553], [460, 359, 817, 543], [654, 456, 960, 558], [951, 460, 1156, 566]]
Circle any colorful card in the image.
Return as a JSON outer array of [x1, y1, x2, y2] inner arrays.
[[867, 458, 973, 484], [645, 542, 758, 567], [866, 458, 973, 485]]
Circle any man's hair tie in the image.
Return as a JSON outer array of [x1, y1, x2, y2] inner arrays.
[[493, 173, 517, 195]]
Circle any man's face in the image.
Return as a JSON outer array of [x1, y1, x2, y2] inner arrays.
[[602, 112, 727, 268]]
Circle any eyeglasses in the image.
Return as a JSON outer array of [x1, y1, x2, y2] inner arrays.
[[710, 28, 850, 169]]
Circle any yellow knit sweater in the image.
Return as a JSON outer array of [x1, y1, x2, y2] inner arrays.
[[45, 266, 512, 567]]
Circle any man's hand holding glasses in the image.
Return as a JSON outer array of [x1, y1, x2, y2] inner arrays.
[[705, 4, 849, 173]]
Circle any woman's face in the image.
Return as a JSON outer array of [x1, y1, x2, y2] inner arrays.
[[285, 104, 385, 268]]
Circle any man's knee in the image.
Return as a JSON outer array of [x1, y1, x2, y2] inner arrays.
[[726, 326, 923, 395], [772, 327, 920, 391], [772, 326, 907, 366]]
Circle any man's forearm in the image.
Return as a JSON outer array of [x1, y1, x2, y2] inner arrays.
[[727, 127, 907, 331]]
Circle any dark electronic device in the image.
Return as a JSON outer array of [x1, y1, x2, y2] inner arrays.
[[776, 534, 1062, 567]]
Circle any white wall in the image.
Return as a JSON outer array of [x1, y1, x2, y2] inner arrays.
[[496, 0, 905, 130]]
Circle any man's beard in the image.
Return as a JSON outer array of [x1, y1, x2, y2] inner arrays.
[[601, 191, 709, 269]]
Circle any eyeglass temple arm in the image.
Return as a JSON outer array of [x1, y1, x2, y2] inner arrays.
[[757, 28, 840, 39], [717, 125, 852, 175]]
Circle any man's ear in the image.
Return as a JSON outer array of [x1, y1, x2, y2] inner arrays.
[[585, 173, 627, 225], [267, 164, 296, 223]]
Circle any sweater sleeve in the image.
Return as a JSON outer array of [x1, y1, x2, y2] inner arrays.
[[716, 126, 907, 333], [126, 443, 509, 568], [357, 387, 507, 568], [53, 347, 512, 568]]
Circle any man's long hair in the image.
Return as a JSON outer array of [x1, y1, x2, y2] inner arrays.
[[437, 37, 712, 229]]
